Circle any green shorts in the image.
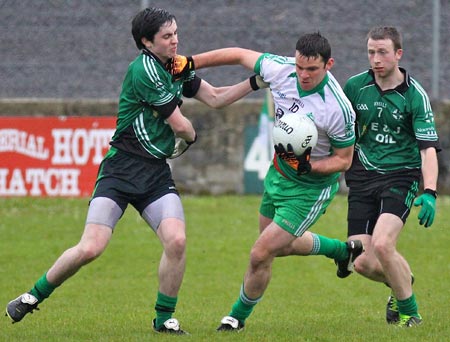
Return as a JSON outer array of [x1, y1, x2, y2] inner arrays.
[[260, 165, 339, 237]]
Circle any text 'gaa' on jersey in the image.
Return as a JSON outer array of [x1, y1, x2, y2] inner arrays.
[[273, 114, 318, 155]]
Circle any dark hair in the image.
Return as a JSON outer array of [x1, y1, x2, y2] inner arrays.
[[295, 32, 331, 64], [131, 7, 176, 50], [367, 26, 402, 51]]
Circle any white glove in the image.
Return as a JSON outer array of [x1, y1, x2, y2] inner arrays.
[[169, 135, 197, 159]]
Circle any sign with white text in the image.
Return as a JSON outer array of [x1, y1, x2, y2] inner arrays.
[[243, 90, 274, 193], [0, 116, 116, 197]]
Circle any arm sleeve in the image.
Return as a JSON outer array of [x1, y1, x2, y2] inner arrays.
[[153, 97, 181, 120], [417, 139, 441, 152], [411, 87, 441, 152], [155, 75, 202, 117], [182, 75, 202, 98]]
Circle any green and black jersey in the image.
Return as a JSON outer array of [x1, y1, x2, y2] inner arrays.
[[344, 68, 439, 182], [110, 50, 200, 160]]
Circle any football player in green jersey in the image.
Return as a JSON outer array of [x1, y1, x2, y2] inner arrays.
[[5, 7, 266, 334], [343, 26, 440, 327], [171, 32, 364, 332]]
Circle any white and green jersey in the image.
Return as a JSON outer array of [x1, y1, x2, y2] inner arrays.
[[344, 68, 439, 180], [110, 50, 199, 160], [254, 53, 355, 188]]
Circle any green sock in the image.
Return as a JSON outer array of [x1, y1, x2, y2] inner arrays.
[[398, 294, 419, 318], [310, 233, 348, 260], [154, 292, 177, 328], [29, 273, 57, 303], [229, 284, 261, 324]]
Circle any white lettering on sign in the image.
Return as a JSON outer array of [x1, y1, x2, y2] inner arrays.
[[244, 135, 272, 179], [0, 129, 49, 159], [0, 168, 81, 196], [0, 118, 115, 197], [51, 128, 114, 165]]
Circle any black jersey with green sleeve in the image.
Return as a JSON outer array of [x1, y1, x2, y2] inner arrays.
[[110, 50, 200, 160], [344, 68, 439, 181]]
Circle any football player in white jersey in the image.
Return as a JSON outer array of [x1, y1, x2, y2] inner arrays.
[[169, 32, 363, 331]]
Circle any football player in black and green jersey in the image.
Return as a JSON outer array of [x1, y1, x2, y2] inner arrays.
[[342, 26, 440, 327], [5, 7, 265, 334]]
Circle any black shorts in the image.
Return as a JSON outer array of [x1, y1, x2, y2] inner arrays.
[[92, 148, 179, 214], [347, 174, 419, 236]]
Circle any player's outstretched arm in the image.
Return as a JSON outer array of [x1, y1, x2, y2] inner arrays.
[[192, 48, 262, 71], [194, 75, 267, 109], [166, 48, 262, 81]]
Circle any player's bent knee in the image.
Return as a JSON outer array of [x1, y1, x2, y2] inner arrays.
[[76, 243, 105, 264], [166, 234, 186, 257], [353, 253, 372, 274], [371, 241, 394, 261], [249, 246, 271, 268]]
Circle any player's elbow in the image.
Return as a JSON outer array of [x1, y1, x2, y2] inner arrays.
[[342, 158, 353, 171], [203, 90, 227, 109], [209, 98, 227, 109]]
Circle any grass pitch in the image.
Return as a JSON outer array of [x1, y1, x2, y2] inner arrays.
[[1, 194, 449, 342]]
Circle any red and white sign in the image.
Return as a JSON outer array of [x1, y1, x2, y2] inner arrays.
[[0, 116, 116, 197]]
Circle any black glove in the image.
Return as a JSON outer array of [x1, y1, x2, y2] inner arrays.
[[166, 55, 195, 82], [249, 74, 269, 90], [274, 143, 312, 175]]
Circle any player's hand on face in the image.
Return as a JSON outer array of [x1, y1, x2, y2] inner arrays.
[[166, 55, 194, 82]]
